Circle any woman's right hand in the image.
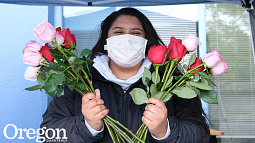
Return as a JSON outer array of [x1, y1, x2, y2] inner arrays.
[[82, 89, 109, 131]]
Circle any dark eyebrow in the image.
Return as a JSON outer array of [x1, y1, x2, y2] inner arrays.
[[132, 28, 143, 32], [111, 27, 144, 32], [112, 27, 123, 30]]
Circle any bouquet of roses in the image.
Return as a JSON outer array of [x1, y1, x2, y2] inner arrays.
[[23, 20, 144, 143], [130, 34, 228, 142]]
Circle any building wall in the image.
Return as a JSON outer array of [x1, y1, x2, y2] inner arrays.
[[0, 3, 48, 142]]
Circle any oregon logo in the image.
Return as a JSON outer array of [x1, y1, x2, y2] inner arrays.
[[3, 124, 67, 142]]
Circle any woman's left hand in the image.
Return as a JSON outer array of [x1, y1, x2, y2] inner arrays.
[[142, 97, 168, 139]]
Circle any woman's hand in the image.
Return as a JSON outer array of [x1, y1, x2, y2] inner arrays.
[[82, 89, 109, 131], [142, 97, 168, 139]]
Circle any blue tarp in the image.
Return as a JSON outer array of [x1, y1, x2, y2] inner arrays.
[[0, 0, 242, 6]]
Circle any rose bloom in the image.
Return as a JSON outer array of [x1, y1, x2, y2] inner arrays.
[[39, 43, 54, 62], [55, 33, 64, 45], [56, 27, 76, 49], [211, 60, 228, 75], [23, 41, 42, 67], [148, 45, 168, 64], [24, 66, 40, 81], [182, 33, 201, 52], [168, 36, 186, 62], [33, 20, 56, 43], [203, 49, 222, 68], [187, 57, 205, 76]]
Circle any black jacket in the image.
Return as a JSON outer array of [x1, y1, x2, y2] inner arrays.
[[41, 67, 210, 143]]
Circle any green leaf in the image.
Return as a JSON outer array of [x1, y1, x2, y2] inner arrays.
[[197, 72, 211, 79], [53, 56, 66, 67], [142, 68, 151, 83], [49, 48, 64, 59], [206, 78, 217, 87], [68, 85, 75, 91], [87, 59, 94, 69], [162, 92, 172, 102], [152, 71, 160, 84], [157, 82, 163, 91], [201, 77, 207, 84], [25, 85, 43, 91], [154, 91, 164, 99], [199, 90, 218, 104], [172, 87, 197, 99], [183, 64, 188, 71], [80, 49, 92, 57], [44, 72, 65, 93], [47, 91, 55, 98], [75, 60, 86, 65], [68, 79, 78, 85], [195, 72, 199, 81], [165, 76, 173, 90], [37, 73, 46, 86], [190, 81, 213, 90], [130, 88, 148, 105], [189, 53, 196, 67], [185, 82, 197, 94], [49, 62, 62, 71], [68, 56, 78, 64], [57, 86, 64, 97], [150, 84, 157, 97], [77, 81, 87, 90]]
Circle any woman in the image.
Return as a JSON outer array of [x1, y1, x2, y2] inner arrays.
[[41, 7, 210, 143]]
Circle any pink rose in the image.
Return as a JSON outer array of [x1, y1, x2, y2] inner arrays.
[[55, 33, 64, 45], [24, 66, 40, 81], [203, 49, 222, 68], [23, 41, 42, 67], [148, 45, 168, 64], [33, 20, 56, 43], [211, 60, 228, 75], [182, 33, 201, 52]]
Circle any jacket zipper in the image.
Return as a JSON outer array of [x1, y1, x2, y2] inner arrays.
[[123, 90, 127, 128]]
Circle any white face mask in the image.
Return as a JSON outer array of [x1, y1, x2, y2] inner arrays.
[[104, 34, 148, 68]]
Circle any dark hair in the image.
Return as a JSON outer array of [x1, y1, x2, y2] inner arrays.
[[89, 7, 164, 59]]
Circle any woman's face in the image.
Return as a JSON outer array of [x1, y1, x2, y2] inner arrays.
[[108, 15, 146, 38]]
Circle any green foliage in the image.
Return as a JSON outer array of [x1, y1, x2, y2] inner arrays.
[[57, 86, 64, 97], [130, 88, 148, 105], [164, 76, 173, 90], [152, 71, 160, 84], [189, 53, 196, 67], [150, 84, 157, 97], [44, 72, 65, 93], [195, 72, 199, 81], [37, 73, 46, 86], [190, 81, 213, 90], [49, 62, 62, 71], [80, 49, 92, 57], [199, 90, 218, 104], [172, 87, 197, 99], [25, 85, 43, 91]]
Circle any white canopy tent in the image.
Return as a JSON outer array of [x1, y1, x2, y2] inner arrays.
[[0, 0, 254, 64]]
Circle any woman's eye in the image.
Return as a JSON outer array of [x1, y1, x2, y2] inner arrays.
[[132, 32, 141, 35], [114, 31, 123, 34]]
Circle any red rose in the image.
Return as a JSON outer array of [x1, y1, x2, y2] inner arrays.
[[56, 27, 76, 49], [168, 36, 182, 50], [168, 37, 186, 62], [148, 45, 168, 64], [187, 57, 204, 75], [39, 43, 54, 62]]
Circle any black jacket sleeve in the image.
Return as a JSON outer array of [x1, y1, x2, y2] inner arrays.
[[40, 87, 103, 143], [148, 95, 210, 143]]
